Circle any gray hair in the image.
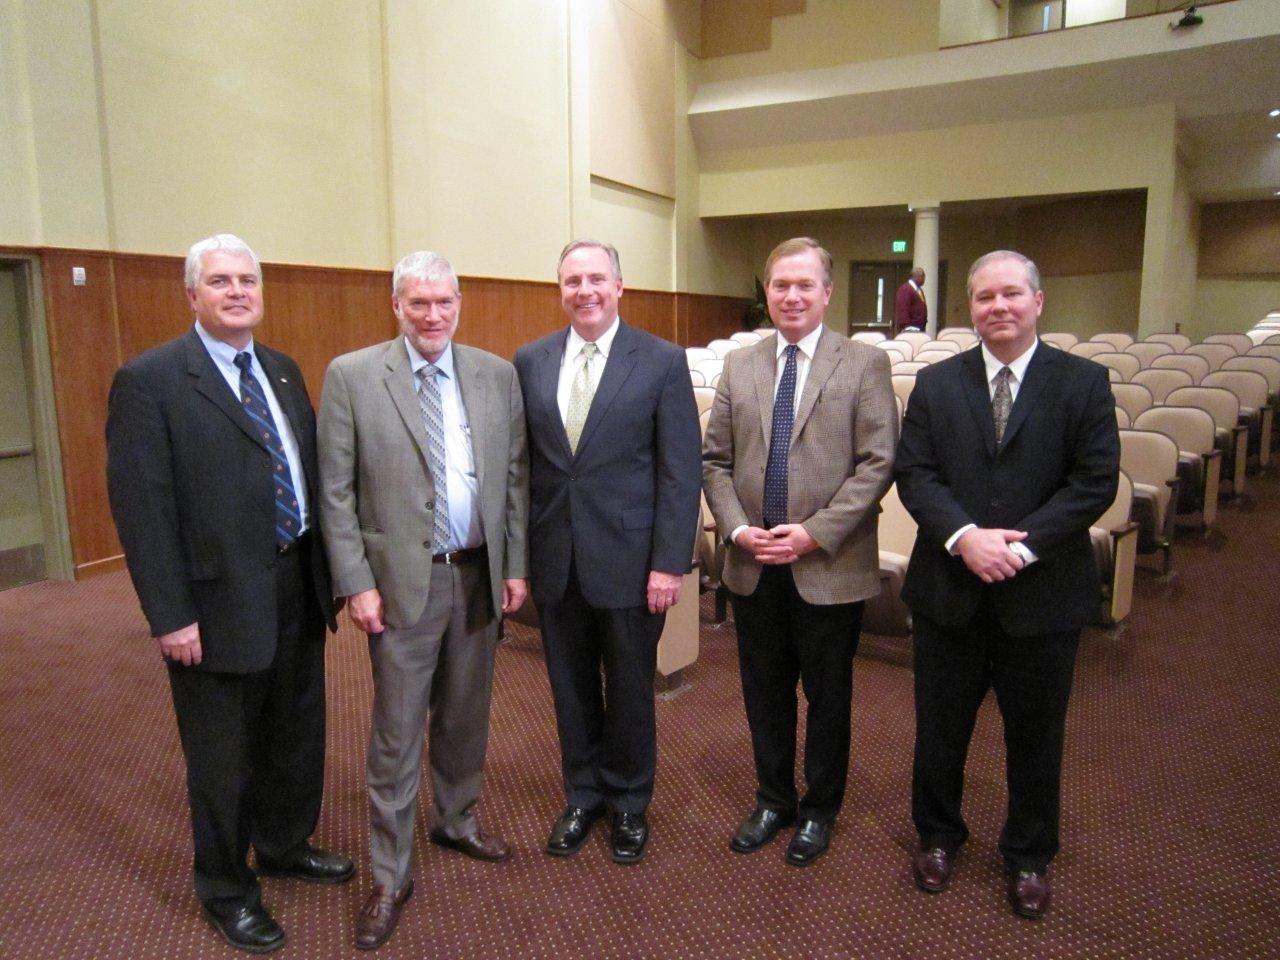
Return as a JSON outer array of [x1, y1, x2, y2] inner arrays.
[[393, 250, 460, 298], [764, 237, 833, 287], [557, 239, 622, 282], [184, 234, 261, 289], [967, 250, 1042, 298]]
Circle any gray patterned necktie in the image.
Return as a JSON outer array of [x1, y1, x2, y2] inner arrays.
[[565, 342, 598, 454], [992, 366, 1013, 444], [417, 365, 451, 552]]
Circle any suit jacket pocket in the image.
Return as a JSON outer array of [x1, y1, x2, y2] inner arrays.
[[622, 507, 655, 530]]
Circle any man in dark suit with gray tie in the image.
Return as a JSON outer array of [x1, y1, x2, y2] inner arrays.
[[107, 234, 351, 954], [895, 250, 1118, 919], [514, 240, 701, 865]]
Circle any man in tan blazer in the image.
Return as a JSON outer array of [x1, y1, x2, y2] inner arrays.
[[318, 251, 528, 950], [703, 237, 897, 867]]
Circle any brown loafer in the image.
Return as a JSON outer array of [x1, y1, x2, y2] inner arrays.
[[429, 830, 511, 863], [912, 846, 955, 893], [1007, 869, 1051, 919], [354, 880, 414, 951]]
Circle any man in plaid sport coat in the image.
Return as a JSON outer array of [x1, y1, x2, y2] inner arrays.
[[702, 237, 898, 868]]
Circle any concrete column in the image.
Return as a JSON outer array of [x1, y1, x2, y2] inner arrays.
[[911, 203, 941, 336]]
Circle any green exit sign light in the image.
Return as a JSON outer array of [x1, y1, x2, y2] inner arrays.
[[892, 240, 907, 253]]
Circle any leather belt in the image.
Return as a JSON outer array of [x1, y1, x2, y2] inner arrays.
[[433, 545, 487, 565]]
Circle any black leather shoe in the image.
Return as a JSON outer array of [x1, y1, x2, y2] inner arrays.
[[912, 846, 955, 893], [1008, 869, 1051, 919], [785, 819, 830, 867], [203, 903, 285, 954], [257, 844, 355, 884], [611, 812, 649, 864], [730, 806, 796, 853], [546, 806, 605, 856]]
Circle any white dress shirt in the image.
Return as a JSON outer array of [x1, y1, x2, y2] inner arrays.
[[195, 321, 310, 533], [405, 338, 484, 552], [945, 340, 1040, 565], [557, 317, 621, 426]]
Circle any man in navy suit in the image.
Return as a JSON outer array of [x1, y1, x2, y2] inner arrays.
[[514, 240, 701, 865], [894, 250, 1118, 919], [107, 234, 352, 953]]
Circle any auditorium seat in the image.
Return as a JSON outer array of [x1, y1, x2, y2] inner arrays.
[[920, 339, 961, 354], [689, 369, 706, 387], [1132, 406, 1221, 529], [879, 339, 916, 360], [1069, 342, 1112, 359], [730, 330, 765, 345], [864, 483, 916, 642], [686, 346, 715, 367], [707, 338, 739, 358], [1090, 470, 1139, 626], [1040, 332, 1078, 350], [1185, 343, 1235, 372], [693, 386, 716, 416], [913, 349, 955, 365], [891, 374, 916, 408], [1118, 428, 1181, 575], [1202, 369, 1272, 469], [937, 328, 977, 346], [1116, 407, 1131, 428], [693, 357, 724, 383], [897, 331, 931, 352], [851, 331, 886, 345], [1248, 345, 1280, 363], [1247, 328, 1280, 346], [1124, 341, 1174, 368], [1165, 386, 1247, 499], [1091, 332, 1135, 350], [878, 345, 909, 365], [1144, 332, 1192, 351], [1203, 333, 1253, 356], [892, 361, 929, 376], [1152, 353, 1210, 383], [1132, 367, 1195, 403], [1093, 352, 1141, 382], [1111, 382, 1154, 422]]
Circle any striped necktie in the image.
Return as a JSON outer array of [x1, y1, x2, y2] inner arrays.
[[233, 352, 301, 547], [417, 365, 451, 553]]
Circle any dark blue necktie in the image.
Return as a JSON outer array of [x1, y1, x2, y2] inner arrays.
[[763, 344, 798, 529], [234, 352, 301, 547]]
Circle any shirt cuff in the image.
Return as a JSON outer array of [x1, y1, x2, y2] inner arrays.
[[1009, 540, 1038, 566], [729, 524, 748, 548], [945, 524, 976, 554]]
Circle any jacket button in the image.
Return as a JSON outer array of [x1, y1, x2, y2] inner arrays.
[[425, 500, 433, 510], [423, 541, 431, 549], [991, 498, 1001, 508]]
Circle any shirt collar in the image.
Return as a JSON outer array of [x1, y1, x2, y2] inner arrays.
[[195, 319, 253, 366], [566, 316, 621, 363], [908, 279, 921, 292], [405, 337, 455, 380], [776, 323, 824, 361], [981, 339, 1038, 385]]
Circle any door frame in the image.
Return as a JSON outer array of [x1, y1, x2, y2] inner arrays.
[[2, 255, 74, 581]]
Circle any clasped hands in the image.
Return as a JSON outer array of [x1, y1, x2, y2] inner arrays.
[[955, 527, 1028, 584], [734, 523, 818, 566], [346, 578, 531, 636]]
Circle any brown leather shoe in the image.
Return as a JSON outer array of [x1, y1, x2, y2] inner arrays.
[[1007, 869, 1051, 919], [429, 830, 511, 863], [354, 880, 414, 951], [912, 846, 955, 893]]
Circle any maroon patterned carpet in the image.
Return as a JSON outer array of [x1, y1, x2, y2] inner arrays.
[[2, 475, 1279, 959]]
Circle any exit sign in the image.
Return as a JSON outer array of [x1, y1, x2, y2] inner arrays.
[[892, 240, 907, 253]]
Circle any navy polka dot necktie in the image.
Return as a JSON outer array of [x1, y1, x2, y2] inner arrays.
[[763, 344, 798, 529], [233, 352, 301, 547]]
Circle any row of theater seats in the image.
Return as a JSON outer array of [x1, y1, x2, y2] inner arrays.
[[690, 314, 1280, 656]]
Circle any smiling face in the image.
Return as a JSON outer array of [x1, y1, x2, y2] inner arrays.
[[558, 245, 623, 342], [765, 249, 832, 343], [969, 256, 1044, 363], [394, 276, 460, 362], [186, 249, 264, 349]]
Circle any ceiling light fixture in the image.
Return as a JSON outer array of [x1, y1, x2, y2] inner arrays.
[[1272, 109, 1280, 118]]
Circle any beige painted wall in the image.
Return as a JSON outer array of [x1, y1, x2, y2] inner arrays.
[[0, 2, 40, 246], [939, 0, 1007, 47], [1039, 271, 1143, 339], [1189, 279, 1280, 341], [697, 0, 941, 83]]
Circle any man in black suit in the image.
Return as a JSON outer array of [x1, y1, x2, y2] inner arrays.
[[107, 234, 352, 953], [894, 250, 1118, 919], [514, 239, 701, 865]]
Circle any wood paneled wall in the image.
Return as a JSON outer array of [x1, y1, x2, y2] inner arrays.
[[28, 247, 748, 577]]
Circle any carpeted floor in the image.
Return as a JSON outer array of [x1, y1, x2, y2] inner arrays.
[[2, 475, 1278, 959]]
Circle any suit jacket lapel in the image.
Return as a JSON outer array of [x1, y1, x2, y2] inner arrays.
[[792, 327, 839, 438], [960, 346, 999, 459], [536, 331, 574, 463], [453, 345, 488, 489], [1000, 341, 1053, 452], [752, 336, 778, 458], [381, 339, 433, 467], [185, 330, 265, 450], [574, 321, 638, 458]]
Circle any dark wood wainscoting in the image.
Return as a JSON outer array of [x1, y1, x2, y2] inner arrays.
[[24, 246, 749, 576]]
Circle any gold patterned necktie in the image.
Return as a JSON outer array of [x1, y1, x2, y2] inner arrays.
[[992, 366, 1013, 444], [565, 342, 598, 454]]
